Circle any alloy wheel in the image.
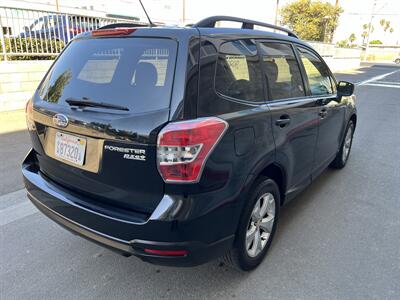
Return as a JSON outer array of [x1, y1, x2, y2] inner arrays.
[[245, 193, 276, 258], [342, 125, 353, 163]]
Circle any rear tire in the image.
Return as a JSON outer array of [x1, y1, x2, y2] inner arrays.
[[330, 120, 355, 169], [395, 58, 400, 64], [224, 177, 280, 271]]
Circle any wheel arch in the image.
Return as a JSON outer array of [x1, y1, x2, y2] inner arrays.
[[350, 113, 357, 128], [258, 163, 286, 205], [247, 162, 287, 206]]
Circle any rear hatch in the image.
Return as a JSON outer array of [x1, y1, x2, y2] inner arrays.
[[29, 35, 178, 214]]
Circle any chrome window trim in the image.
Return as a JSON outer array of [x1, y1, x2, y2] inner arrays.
[[267, 94, 338, 106]]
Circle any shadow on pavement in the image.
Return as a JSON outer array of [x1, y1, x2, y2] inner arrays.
[[0, 129, 30, 195], [335, 63, 400, 83]]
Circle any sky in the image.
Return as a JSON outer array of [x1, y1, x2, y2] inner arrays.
[[3, 0, 400, 44]]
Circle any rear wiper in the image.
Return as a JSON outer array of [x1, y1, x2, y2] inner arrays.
[[66, 97, 129, 111]]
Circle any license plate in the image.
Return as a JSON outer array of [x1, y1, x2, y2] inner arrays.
[[55, 132, 86, 166]]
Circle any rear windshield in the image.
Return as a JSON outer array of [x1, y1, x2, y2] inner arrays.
[[38, 37, 177, 113]]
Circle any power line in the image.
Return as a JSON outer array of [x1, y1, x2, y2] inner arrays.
[[344, 13, 400, 16]]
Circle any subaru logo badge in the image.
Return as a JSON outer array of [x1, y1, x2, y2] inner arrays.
[[52, 114, 69, 128]]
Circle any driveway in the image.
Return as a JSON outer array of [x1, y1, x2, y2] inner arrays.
[[1, 64, 399, 299]]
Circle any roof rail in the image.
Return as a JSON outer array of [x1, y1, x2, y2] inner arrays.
[[193, 16, 298, 39]]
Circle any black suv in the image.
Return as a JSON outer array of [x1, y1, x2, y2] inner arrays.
[[23, 16, 357, 271]]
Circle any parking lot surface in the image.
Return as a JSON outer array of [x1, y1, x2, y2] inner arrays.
[[1, 63, 399, 299]]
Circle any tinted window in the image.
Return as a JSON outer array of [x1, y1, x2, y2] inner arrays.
[[38, 38, 177, 113], [297, 47, 333, 96], [259, 42, 305, 100], [215, 40, 263, 102]]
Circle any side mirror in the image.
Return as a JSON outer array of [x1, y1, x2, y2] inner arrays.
[[337, 81, 354, 98]]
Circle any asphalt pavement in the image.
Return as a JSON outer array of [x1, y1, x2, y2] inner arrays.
[[1, 63, 399, 299]]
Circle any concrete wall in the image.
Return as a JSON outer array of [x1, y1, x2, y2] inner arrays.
[[308, 41, 362, 72], [363, 45, 400, 62], [0, 61, 53, 111]]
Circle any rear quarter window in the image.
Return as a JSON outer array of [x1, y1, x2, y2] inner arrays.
[[215, 40, 263, 102]]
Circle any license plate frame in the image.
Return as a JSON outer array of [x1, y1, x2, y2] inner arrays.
[[55, 132, 87, 166]]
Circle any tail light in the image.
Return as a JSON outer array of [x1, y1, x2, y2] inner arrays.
[[157, 117, 228, 183]]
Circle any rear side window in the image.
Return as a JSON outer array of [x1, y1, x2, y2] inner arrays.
[[259, 42, 305, 100], [215, 40, 263, 102], [297, 47, 334, 96], [38, 38, 177, 113]]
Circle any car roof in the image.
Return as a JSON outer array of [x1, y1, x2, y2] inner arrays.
[[82, 15, 310, 48], [74, 14, 312, 50], [77, 26, 308, 46]]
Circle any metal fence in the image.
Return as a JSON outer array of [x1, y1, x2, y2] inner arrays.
[[0, 5, 139, 60]]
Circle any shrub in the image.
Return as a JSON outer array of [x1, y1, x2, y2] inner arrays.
[[336, 39, 349, 48], [369, 40, 383, 45], [0, 37, 65, 60]]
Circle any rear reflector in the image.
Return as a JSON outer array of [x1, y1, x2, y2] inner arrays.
[[144, 249, 189, 256], [91, 28, 136, 36], [157, 117, 228, 183]]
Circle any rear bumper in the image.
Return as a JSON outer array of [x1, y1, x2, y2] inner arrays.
[[23, 149, 236, 267]]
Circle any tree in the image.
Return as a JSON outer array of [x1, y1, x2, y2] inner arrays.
[[336, 33, 357, 48], [361, 23, 374, 45], [336, 39, 349, 47], [379, 19, 393, 32], [349, 33, 356, 44], [369, 40, 383, 44], [280, 0, 343, 42], [378, 18, 394, 44]]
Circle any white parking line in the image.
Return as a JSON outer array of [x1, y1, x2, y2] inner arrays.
[[374, 81, 400, 85], [0, 189, 37, 226], [356, 70, 400, 86], [363, 83, 400, 89]]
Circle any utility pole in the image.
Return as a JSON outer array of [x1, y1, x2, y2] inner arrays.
[[55, 0, 59, 12], [274, 0, 280, 25], [365, 0, 377, 59], [182, 0, 186, 24]]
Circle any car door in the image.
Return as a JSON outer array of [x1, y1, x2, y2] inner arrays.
[[296, 46, 346, 177], [259, 41, 320, 196]]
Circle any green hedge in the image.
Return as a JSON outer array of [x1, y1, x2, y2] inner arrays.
[[0, 37, 65, 60]]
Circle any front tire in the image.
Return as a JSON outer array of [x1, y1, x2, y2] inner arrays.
[[330, 120, 355, 169], [395, 58, 400, 64], [224, 178, 280, 271]]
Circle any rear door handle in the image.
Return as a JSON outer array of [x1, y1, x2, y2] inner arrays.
[[275, 116, 291, 127]]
